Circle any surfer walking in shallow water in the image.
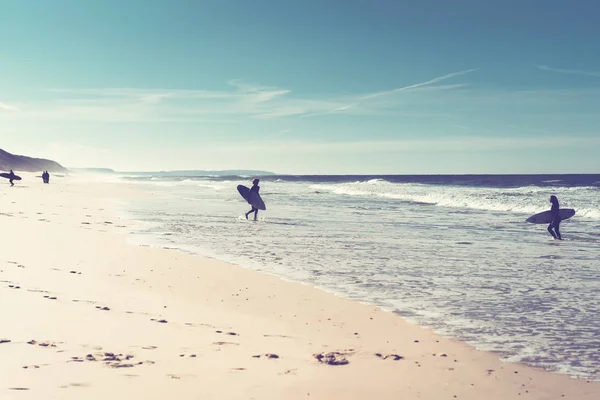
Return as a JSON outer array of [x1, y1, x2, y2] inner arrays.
[[245, 178, 260, 221], [547, 195, 562, 240]]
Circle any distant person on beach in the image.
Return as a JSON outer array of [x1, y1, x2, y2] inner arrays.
[[245, 178, 260, 221], [547, 195, 562, 240], [9, 170, 15, 186]]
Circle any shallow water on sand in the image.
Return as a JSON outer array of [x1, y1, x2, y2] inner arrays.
[[117, 174, 600, 380]]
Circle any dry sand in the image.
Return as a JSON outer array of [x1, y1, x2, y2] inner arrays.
[[0, 173, 598, 399]]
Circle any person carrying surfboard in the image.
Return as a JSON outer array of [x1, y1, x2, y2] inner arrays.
[[9, 170, 15, 186], [245, 178, 261, 221], [547, 195, 562, 240]]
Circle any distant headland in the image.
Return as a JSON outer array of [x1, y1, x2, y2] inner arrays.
[[0, 149, 68, 172]]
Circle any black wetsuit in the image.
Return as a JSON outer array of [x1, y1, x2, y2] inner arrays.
[[9, 170, 15, 186], [548, 198, 562, 240], [245, 185, 260, 220]]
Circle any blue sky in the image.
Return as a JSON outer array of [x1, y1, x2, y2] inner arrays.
[[1, 0, 599, 173]]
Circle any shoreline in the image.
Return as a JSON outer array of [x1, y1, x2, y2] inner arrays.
[[0, 173, 598, 399]]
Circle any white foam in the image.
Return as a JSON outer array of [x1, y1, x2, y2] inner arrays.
[[310, 181, 600, 219]]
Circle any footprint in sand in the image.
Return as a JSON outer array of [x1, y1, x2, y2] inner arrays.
[[95, 306, 110, 311], [215, 330, 239, 336], [27, 340, 58, 348], [167, 373, 196, 379], [70, 352, 148, 369], [58, 383, 90, 389], [313, 350, 354, 366], [252, 353, 280, 359], [280, 369, 297, 375], [375, 353, 404, 361], [23, 365, 46, 369], [183, 322, 215, 328]]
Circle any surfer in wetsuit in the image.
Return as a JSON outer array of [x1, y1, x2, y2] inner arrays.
[[245, 178, 260, 221], [8, 170, 15, 186], [547, 195, 562, 240]]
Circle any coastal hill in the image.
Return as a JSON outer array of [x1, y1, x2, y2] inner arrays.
[[0, 148, 68, 172]]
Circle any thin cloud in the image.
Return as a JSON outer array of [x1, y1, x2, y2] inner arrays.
[[7, 82, 350, 122], [362, 68, 477, 100], [7, 69, 597, 125], [227, 80, 291, 102], [0, 101, 19, 111], [139, 93, 172, 104], [21, 73, 477, 122], [537, 65, 600, 78], [47, 86, 284, 102], [300, 103, 358, 118], [302, 68, 477, 118]]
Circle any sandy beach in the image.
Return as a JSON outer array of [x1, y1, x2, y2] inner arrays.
[[0, 173, 598, 400]]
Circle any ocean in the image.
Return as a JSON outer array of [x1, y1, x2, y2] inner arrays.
[[115, 174, 600, 380]]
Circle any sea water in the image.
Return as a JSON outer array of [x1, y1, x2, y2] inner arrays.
[[115, 174, 600, 380]]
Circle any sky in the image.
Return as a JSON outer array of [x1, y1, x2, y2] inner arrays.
[[1, 0, 599, 174]]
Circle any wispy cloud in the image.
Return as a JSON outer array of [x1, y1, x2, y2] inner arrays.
[[226, 79, 291, 102], [301, 68, 477, 118], [4, 67, 598, 126], [362, 69, 477, 100], [0, 79, 390, 123], [22, 81, 352, 122], [35, 70, 476, 122], [0, 101, 19, 111], [537, 65, 600, 78]]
